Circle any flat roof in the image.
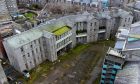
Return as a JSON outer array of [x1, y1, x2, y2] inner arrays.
[[116, 28, 129, 40], [107, 47, 125, 58], [124, 22, 140, 50], [5, 29, 43, 48]]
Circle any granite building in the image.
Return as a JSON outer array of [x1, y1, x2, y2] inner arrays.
[[3, 8, 133, 73]]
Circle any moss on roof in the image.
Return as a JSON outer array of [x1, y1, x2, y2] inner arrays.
[[53, 26, 70, 36]]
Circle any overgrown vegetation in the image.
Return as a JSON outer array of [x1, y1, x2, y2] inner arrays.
[[46, 3, 81, 14], [18, 3, 42, 10], [24, 11, 37, 22]]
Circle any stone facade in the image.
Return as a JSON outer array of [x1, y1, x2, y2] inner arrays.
[[3, 8, 133, 73]]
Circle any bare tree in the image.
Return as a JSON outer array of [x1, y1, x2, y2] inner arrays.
[[67, 5, 81, 13], [49, 4, 64, 14]]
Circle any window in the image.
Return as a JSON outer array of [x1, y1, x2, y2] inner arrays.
[[128, 18, 130, 22], [36, 48, 38, 53], [90, 23, 92, 26], [23, 55, 26, 61], [30, 44, 33, 48], [40, 47, 42, 52], [23, 55, 25, 58], [123, 24, 125, 27], [34, 40, 36, 44], [27, 53, 30, 57], [25, 63, 28, 69], [20, 47, 24, 52], [125, 18, 127, 22], [32, 51, 34, 56]]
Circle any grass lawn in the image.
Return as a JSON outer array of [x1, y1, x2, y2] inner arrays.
[[24, 12, 37, 22]]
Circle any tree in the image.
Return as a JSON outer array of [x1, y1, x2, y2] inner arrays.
[[67, 5, 81, 13], [50, 4, 64, 14]]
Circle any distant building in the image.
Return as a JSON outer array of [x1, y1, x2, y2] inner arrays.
[[0, 0, 18, 22], [47, 0, 110, 10], [111, 0, 135, 7], [100, 47, 125, 84], [0, 0, 11, 22], [127, 1, 140, 22], [5, 0, 19, 16], [0, 61, 8, 84], [17, 0, 47, 7]]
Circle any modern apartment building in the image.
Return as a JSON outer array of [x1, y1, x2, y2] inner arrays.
[[3, 8, 133, 73], [100, 47, 125, 84]]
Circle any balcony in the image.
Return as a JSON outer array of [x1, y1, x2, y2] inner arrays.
[[76, 33, 87, 38]]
